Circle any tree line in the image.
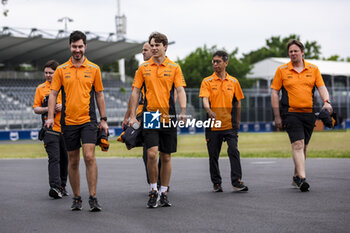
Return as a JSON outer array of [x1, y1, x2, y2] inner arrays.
[[177, 34, 350, 88], [114, 34, 349, 89]]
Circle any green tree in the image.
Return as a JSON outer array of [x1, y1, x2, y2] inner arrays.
[[101, 61, 119, 72], [177, 45, 214, 88], [101, 56, 138, 76], [226, 48, 254, 88], [325, 55, 342, 61], [243, 34, 321, 64], [177, 45, 252, 88], [304, 40, 321, 59], [124, 56, 139, 77]]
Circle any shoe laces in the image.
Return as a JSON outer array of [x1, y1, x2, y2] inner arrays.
[[90, 196, 98, 203]]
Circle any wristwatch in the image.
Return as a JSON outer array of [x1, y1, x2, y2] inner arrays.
[[324, 100, 331, 105], [100, 117, 107, 122]]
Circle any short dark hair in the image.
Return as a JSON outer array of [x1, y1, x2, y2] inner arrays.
[[44, 60, 59, 71], [287, 39, 304, 52], [69, 30, 87, 45], [213, 50, 229, 62], [148, 32, 168, 46]]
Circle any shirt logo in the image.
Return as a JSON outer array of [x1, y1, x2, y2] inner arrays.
[[287, 76, 293, 79], [84, 75, 90, 78], [143, 110, 161, 129], [164, 74, 171, 77], [65, 76, 71, 79]]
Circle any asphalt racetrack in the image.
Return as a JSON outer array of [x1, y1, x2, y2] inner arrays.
[[1, 158, 349, 233]]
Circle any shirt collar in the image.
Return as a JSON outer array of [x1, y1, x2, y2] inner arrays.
[[68, 57, 88, 67], [150, 56, 169, 66], [288, 59, 310, 71], [212, 72, 230, 80]]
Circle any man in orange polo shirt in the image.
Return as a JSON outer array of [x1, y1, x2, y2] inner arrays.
[[45, 31, 108, 211], [199, 50, 248, 192], [271, 39, 332, 192], [33, 60, 68, 199], [122, 42, 165, 187], [128, 32, 187, 208]]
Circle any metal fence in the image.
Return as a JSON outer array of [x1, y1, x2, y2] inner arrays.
[[183, 87, 350, 123], [0, 86, 349, 130]]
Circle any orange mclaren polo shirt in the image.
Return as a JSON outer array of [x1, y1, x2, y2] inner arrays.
[[136, 87, 145, 117], [271, 60, 325, 113], [33, 81, 62, 132], [132, 57, 186, 122], [199, 72, 244, 131], [51, 58, 104, 126]]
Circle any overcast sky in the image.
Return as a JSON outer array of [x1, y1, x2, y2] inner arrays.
[[2, 0, 350, 62]]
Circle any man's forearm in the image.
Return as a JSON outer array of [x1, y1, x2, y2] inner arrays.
[[96, 92, 106, 118], [123, 97, 133, 120], [176, 87, 187, 114], [129, 88, 140, 118], [47, 91, 58, 119], [202, 97, 211, 113], [34, 107, 48, 115], [318, 85, 330, 102], [235, 101, 241, 126], [271, 90, 280, 118]]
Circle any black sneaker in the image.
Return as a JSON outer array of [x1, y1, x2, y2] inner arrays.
[[60, 187, 69, 196], [213, 183, 223, 192], [291, 176, 299, 188], [147, 190, 159, 208], [71, 196, 82, 211], [298, 178, 310, 192], [159, 192, 171, 207], [88, 196, 102, 212], [233, 181, 248, 192], [49, 188, 62, 199]]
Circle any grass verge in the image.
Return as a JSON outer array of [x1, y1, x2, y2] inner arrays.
[[0, 130, 349, 159]]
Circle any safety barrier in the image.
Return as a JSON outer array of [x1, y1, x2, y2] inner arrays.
[[1, 120, 348, 141]]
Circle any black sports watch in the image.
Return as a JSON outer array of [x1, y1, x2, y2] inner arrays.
[[324, 100, 331, 105], [100, 117, 107, 122]]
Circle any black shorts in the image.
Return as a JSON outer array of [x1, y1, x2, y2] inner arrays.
[[143, 126, 177, 154], [282, 112, 316, 145], [62, 122, 98, 151]]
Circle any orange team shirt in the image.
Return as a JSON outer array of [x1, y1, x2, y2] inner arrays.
[[199, 72, 244, 131], [136, 87, 145, 117], [33, 81, 62, 132], [51, 58, 104, 126], [132, 57, 186, 122], [271, 60, 325, 113]]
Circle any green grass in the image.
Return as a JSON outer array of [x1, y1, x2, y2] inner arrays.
[[0, 130, 349, 159]]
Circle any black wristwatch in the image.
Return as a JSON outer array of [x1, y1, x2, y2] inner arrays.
[[324, 100, 331, 105], [100, 117, 107, 122]]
